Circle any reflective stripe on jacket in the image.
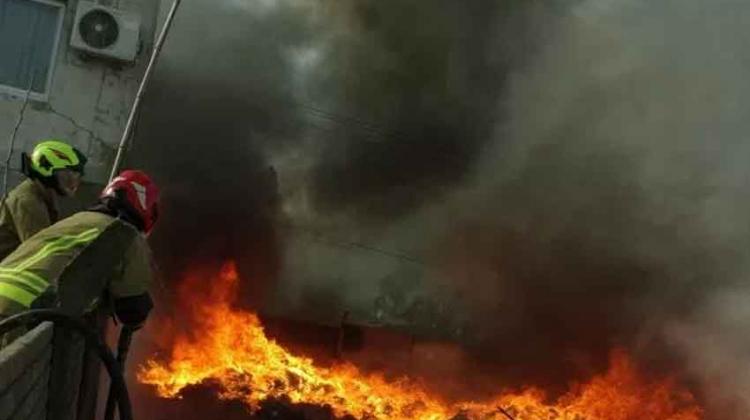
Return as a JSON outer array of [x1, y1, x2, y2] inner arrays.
[[0, 211, 153, 316]]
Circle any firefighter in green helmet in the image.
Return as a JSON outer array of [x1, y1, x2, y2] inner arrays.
[[0, 140, 87, 260]]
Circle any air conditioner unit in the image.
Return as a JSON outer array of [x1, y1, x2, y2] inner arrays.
[[70, 1, 141, 62]]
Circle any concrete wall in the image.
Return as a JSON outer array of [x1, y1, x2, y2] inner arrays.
[[0, 0, 162, 189], [0, 322, 53, 420]]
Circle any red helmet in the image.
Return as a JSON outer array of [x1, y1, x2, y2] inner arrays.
[[101, 170, 160, 234]]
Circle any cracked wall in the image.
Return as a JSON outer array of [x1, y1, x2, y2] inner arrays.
[[0, 0, 162, 192]]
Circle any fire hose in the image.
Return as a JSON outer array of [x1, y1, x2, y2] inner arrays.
[[104, 326, 135, 420], [0, 309, 133, 420]]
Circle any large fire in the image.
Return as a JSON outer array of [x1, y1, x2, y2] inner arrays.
[[138, 263, 703, 420]]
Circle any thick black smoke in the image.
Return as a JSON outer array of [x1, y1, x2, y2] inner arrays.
[[128, 0, 535, 307], [127, 0, 750, 415], [305, 0, 516, 220], [127, 0, 319, 306]]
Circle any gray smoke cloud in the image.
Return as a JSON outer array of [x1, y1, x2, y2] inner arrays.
[[412, 0, 750, 412], [129, 0, 750, 415]]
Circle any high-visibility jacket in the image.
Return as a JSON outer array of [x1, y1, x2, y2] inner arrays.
[[0, 211, 153, 318], [0, 179, 58, 261]]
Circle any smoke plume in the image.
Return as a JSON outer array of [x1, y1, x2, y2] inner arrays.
[[420, 0, 750, 412], [129, 0, 750, 415]]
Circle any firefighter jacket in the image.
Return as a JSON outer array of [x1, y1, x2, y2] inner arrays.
[[0, 179, 59, 261], [0, 211, 153, 319]]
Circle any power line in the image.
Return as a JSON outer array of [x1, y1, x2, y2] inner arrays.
[[2, 73, 35, 200], [218, 90, 499, 146], [294, 102, 409, 140], [282, 222, 431, 268]]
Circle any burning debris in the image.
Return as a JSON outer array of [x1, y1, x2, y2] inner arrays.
[[138, 263, 702, 420]]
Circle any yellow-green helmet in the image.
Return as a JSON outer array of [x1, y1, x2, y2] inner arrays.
[[28, 140, 87, 177]]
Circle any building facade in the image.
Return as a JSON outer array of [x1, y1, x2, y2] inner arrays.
[[0, 0, 162, 189]]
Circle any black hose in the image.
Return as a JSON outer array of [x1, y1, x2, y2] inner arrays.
[[104, 326, 135, 420], [0, 309, 133, 420]]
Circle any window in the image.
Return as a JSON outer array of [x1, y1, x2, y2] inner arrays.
[[0, 0, 64, 100]]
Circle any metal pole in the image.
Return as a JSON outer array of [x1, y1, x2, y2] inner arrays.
[[335, 310, 349, 359], [108, 0, 183, 182]]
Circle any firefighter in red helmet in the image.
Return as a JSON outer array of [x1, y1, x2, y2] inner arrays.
[[0, 169, 160, 346]]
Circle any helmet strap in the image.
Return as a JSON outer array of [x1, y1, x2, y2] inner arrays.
[[39, 172, 67, 196], [20, 153, 32, 177]]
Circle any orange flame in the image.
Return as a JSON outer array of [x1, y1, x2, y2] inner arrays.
[[137, 262, 703, 420]]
